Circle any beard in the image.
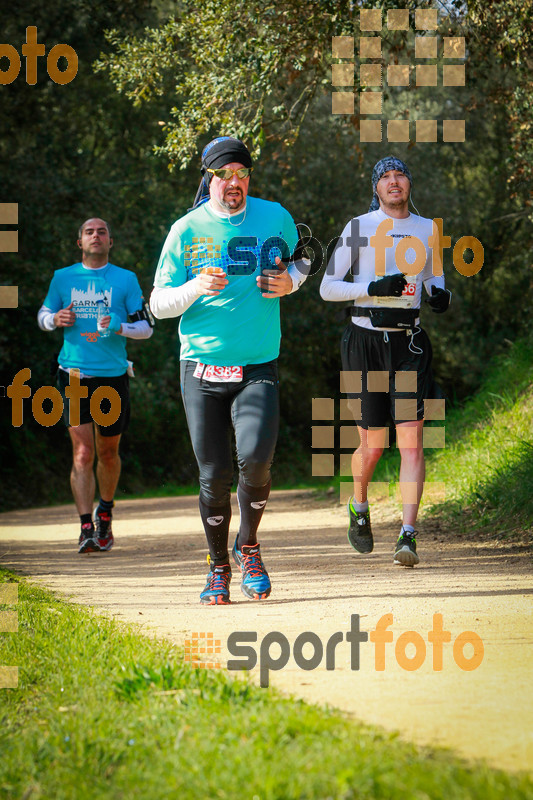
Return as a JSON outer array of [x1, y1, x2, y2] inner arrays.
[[377, 189, 409, 210], [221, 190, 245, 211]]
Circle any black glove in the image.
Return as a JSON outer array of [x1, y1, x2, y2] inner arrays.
[[426, 286, 451, 313], [368, 274, 407, 297]]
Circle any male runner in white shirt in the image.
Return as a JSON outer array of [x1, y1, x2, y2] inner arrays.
[[320, 156, 450, 567]]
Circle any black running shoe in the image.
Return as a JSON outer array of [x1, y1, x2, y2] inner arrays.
[[200, 564, 232, 605], [78, 523, 99, 554], [93, 508, 114, 552], [394, 531, 420, 567], [347, 501, 374, 553]]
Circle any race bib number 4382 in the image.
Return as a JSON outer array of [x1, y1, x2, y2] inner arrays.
[[193, 363, 243, 382]]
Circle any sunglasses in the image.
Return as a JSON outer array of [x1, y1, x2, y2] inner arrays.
[[206, 167, 252, 180]]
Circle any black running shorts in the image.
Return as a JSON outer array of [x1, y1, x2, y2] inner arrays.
[[57, 370, 130, 437], [340, 323, 441, 429]]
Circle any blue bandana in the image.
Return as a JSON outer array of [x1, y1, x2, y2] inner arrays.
[[369, 156, 412, 212]]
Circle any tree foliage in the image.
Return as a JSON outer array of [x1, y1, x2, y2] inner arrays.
[[95, 0, 532, 399], [96, 0, 341, 167], [96, 0, 532, 208], [1, 0, 531, 510], [99, 0, 460, 167], [0, 0, 195, 509], [466, 0, 533, 206]]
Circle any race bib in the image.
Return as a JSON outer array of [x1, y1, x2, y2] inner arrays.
[[402, 280, 416, 297], [375, 278, 416, 308], [193, 363, 243, 382]]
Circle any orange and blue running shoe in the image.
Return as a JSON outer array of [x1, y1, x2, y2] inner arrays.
[[200, 564, 232, 605], [232, 539, 271, 600]]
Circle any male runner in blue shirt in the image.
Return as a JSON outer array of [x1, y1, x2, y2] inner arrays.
[[151, 137, 307, 604], [38, 218, 153, 553]]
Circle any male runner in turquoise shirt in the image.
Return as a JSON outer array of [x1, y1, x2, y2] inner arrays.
[[151, 137, 307, 604], [38, 218, 153, 553]]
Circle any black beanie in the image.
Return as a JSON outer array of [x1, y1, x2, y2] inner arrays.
[[192, 137, 253, 209]]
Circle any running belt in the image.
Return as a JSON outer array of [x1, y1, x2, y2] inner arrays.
[[349, 305, 419, 329]]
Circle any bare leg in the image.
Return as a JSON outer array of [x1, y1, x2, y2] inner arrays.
[[94, 429, 122, 502], [396, 419, 425, 527], [68, 423, 95, 515], [352, 427, 386, 503]]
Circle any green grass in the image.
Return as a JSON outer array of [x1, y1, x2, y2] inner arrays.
[[426, 335, 533, 538], [371, 335, 533, 539], [1, 571, 532, 800]]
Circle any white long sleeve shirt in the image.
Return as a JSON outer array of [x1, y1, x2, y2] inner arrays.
[[320, 208, 445, 330]]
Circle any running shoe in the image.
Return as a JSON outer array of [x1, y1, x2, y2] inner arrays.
[[78, 523, 99, 554], [394, 531, 420, 567], [232, 538, 271, 600], [93, 508, 114, 552], [200, 564, 232, 605], [347, 501, 374, 554]]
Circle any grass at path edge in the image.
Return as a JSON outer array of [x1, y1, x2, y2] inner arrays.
[[1, 570, 532, 800]]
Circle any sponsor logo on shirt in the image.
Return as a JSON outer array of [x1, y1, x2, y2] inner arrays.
[[80, 331, 100, 343]]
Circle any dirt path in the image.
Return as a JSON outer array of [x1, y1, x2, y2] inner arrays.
[[1, 490, 532, 774]]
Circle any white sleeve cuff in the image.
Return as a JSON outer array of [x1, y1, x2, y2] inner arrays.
[[119, 320, 153, 339], [288, 259, 311, 293], [423, 275, 446, 294], [37, 305, 57, 331], [150, 282, 202, 319]]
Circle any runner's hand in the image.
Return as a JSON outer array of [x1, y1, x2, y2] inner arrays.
[[257, 257, 293, 298], [195, 268, 228, 296], [53, 301, 76, 327], [426, 286, 451, 313], [99, 313, 122, 333], [368, 275, 407, 297]]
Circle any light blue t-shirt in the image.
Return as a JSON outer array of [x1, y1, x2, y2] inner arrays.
[[154, 196, 299, 366], [43, 262, 144, 377]]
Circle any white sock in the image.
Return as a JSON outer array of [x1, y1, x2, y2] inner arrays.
[[401, 524, 415, 535], [351, 498, 369, 513]]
